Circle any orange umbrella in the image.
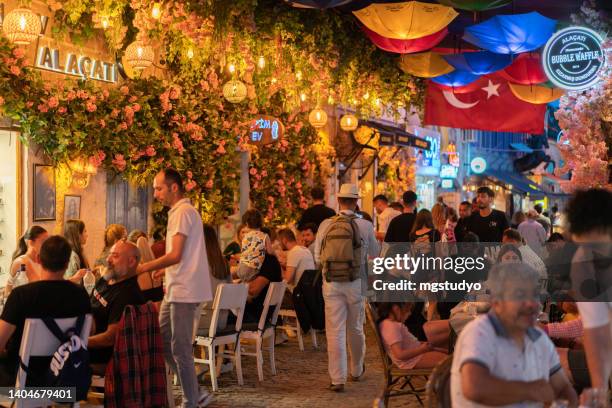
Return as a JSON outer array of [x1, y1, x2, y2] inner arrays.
[[508, 83, 564, 104], [399, 52, 454, 78], [353, 1, 458, 40]]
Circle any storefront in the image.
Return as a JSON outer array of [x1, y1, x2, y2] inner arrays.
[[410, 126, 441, 210]]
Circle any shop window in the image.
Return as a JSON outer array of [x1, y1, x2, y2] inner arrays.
[[106, 176, 148, 234]]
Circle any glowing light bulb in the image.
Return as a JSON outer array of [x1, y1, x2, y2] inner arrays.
[[187, 48, 194, 59], [137, 47, 143, 57], [258, 56, 265, 69], [151, 3, 161, 19], [19, 16, 26, 31], [296, 70, 302, 81], [271, 78, 277, 84], [327, 95, 334, 104], [363, 92, 370, 100], [300, 93, 307, 102], [228, 64, 236, 74], [375, 98, 381, 106], [101, 17, 109, 29], [316, 112, 321, 120]]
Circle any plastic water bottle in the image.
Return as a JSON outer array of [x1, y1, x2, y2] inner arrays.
[[83, 269, 96, 295], [14, 264, 28, 288]]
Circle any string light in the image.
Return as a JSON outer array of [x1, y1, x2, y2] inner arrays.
[[151, 3, 162, 19], [257, 56, 265, 69], [228, 63, 236, 74], [375, 98, 381, 107], [296, 70, 303, 81], [187, 47, 194, 59], [271, 78, 277, 84], [363, 92, 370, 101], [300, 92, 307, 102], [327, 95, 334, 104], [101, 16, 110, 29]]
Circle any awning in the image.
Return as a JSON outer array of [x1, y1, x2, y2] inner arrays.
[[483, 169, 545, 199]]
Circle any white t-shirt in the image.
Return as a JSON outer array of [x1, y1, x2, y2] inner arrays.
[[285, 245, 315, 291], [165, 198, 212, 303], [378, 207, 402, 234], [451, 313, 561, 408]]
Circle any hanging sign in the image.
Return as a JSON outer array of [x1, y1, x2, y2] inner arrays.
[[470, 156, 487, 174], [440, 164, 458, 179], [441, 179, 454, 189], [249, 116, 284, 145], [542, 26, 605, 91], [35, 46, 117, 83], [378, 132, 395, 146]]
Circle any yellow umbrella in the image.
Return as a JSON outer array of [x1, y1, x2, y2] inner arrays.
[[399, 52, 454, 78], [508, 83, 565, 104], [353, 1, 458, 40]]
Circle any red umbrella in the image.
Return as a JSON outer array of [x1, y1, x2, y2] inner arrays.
[[361, 25, 448, 54], [498, 53, 547, 85]]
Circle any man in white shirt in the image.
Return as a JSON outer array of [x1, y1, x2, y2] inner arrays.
[[567, 188, 612, 390], [518, 210, 548, 258], [451, 262, 577, 407], [374, 194, 401, 241], [315, 184, 379, 392], [278, 228, 315, 292], [138, 169, 213, 408]]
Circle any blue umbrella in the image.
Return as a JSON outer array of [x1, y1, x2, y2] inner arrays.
[[463, 12, 557, 54], [431, 69, 481, 87], [443, 51, 513, 75], [284, 0, 353, 8]]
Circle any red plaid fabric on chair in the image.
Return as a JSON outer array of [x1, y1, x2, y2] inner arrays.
[[105, 302, 167, 408]]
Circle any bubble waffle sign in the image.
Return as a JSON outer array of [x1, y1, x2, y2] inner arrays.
[[542, 26, 605, 91], [35, 46, 117, 83]]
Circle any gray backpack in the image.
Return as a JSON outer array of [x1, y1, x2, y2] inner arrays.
[[320, 214, 362, 282]]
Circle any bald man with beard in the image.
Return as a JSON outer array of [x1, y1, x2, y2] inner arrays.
[[89, 240, 145, 370]]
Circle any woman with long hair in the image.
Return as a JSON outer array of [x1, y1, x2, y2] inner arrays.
[[131, 230, 164, 303], [431, 203, 447, 237], [5, 226, 48, 295], [94, 224, 127, 269], [409, 209, 441, 243], [496, 244, 523, 264], [63, 219, 89, 278]]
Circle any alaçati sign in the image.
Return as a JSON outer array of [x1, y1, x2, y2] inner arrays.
[[36, 46, 118, 83], [542, 26, 605, 91]]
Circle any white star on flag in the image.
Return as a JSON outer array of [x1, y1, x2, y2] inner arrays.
[[482, 80, 500, 99]]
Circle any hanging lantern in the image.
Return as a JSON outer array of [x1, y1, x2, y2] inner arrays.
[[2, 7, 42, 45], [124, 40, 155, 71], [223, 80, 247, 103], [186, 47, 194, 59], [309, 108, 328, 128], [340, 114, 359, 132]]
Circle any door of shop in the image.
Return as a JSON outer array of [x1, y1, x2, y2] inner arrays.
[[106, 176, 148, 234]]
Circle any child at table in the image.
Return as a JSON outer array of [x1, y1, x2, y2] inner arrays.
[[377, 302, 448, 369]]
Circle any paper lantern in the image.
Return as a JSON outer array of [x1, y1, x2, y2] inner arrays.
[[399, 52, 454, 78], [124, 40, 155, 70], [223, 80, 247, 103], [443, 51, 512, 75], [431, 70, 481, 87], [353, 1, 458, 40], [499, 53, 547, 85], [361, 25, 447, 54], [463, 12, 557, 54], [285, 0, 352, 8], [437, 0, 511, 11], [340, 114, 359, 132], [2, 7, 42, 45], [509, 83, 564, 104], [309, 108, 328, 128]]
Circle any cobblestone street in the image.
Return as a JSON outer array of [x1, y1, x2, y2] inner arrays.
[[198, 327, 425, 408]]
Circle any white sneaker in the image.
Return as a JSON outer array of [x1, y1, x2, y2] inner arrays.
[[197, 391, 214, 408]]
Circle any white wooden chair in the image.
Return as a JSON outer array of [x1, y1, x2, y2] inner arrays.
[[194, 283, 248, 391], [14, 315, 92, 408], [239, 282, 286, 382], [277, 309, 318, 351]]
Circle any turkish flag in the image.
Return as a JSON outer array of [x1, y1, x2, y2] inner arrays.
[[424, 74, 546, 133]]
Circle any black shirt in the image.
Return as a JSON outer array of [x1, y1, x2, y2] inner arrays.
[[384, 213, 416, 243], [90, 276, 145, 363], [244, 254, 282, 324], [297, 204, 336, 230], [466, 209, 509, 243], [454, 217, 471, 242], [0, 280, 91, 383]]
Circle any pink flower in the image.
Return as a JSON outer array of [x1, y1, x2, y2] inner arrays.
[[99, 119, 106, 128], [37, 104, 48, 113], [119, 122, 128, 130], [145, 145, 156, 156], [120, 85, 129, 95], [185, 179, 197, 192], [47, 96, 59, 108], [66, 91, 76, 101], [12, 48, 25, 59], [10, 66, 21, 76], [216, 144, 226, 154], [76, 90, 88, 99], [111, 109, 120, 118], [172, 133, 185, 154], [132, 103, 141, 112], [169, 86, 181, 100], [58, 106, 67, 114], [89, 151, 106, 167], [205, 179, 214, 189], [25, 101, 33, 108], [102, 89, 109, 99], [0, 96, 4, 106], [249, 168, 257, 176], [280, 139, 289, 148], [186, 170, 193, 179], [277, 179, 284, 186], [112, 154, 127, 172], [129, 96, 137, 103], [86, 102, 97, 112], [261, 170, 268, 177]]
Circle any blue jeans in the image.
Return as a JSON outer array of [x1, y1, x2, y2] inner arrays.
[[160, 301, 202, 408]]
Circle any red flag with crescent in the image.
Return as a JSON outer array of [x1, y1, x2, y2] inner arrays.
[[424, 74, 546, 133]]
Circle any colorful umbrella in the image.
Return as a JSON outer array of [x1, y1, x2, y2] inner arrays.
[[399, 52, 454, 78], [353, 1, 458, 40], [431, 76, 489, 93], [284, 0, 353, 8], [361, 25, 448, 54], [431, 69, 481, 87], [463, 12, 557, 54], [509, 83, 564, 104], [443, 51, 512, 75], [498, 53, 547, 85], [437, 0, 511, 11]]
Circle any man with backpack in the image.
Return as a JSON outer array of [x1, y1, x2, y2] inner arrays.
[[315, 184, 379, 392]]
